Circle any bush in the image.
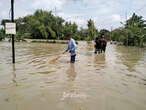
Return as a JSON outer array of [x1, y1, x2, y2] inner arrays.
[[0, 29, 5, 41], [85, 36, 91, 41]]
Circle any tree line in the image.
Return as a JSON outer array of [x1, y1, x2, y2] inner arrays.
[[0, 10, 86, 41], [111, 13, 146, 47], [0, 10, 110, 41], [0, 10, 146, 47]]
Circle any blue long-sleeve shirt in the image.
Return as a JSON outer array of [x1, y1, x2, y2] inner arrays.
[[65, 39, 77, 56]]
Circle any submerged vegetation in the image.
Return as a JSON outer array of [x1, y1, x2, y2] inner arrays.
[[0, 10, 146, 47]]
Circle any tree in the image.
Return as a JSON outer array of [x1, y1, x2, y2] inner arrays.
[[0, 29, 5, 41], [79, 28, 88, 40], [111, 13, 146, 47], [1, 9, 99, 41], [87, 19, 97, 40], [99, 29, 110, 40], [47, 26, 56, 39], [126, 13, 146, 28]]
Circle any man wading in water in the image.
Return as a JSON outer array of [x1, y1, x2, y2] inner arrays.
[[63, 34, 77, 63]]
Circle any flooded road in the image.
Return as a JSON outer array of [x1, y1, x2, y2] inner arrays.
[[0, 41, 146, 110]]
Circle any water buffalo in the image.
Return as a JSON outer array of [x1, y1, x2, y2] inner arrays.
[[94, 37, 107, 54]]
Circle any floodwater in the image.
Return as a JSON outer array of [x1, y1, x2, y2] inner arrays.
[[0, 41, 146, 110]]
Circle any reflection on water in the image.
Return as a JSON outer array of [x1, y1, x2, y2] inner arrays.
[[12, 64, 18, 86], [116, 46, 145, 72], [94, 54, 106, 70], [66, 63, 76, 81], [0, 41, 146, 110]]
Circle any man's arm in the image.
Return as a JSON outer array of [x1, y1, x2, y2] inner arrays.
[[65, 46, 69, 52], [63, 44, 69, 54]]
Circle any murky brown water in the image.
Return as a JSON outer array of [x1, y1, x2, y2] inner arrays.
[[0, 41, 146, 110]]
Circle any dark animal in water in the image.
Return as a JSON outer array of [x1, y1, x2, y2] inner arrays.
[[94, 37, 107, 54]]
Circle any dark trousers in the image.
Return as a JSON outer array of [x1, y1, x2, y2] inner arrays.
[[70, 55, 76, 63]]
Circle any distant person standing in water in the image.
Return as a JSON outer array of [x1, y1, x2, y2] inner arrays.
[[99, 34, 107, 53], [63, 34, 77, 63], [94, 37, 101, 54]]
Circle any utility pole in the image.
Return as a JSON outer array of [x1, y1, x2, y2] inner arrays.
[[11, 0, 15, 63]]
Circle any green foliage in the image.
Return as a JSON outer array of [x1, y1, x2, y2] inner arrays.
[[0, 29, 5, 41], [47, 26, 56, 39], [111, 13, 146, 47], [1, 19, 11, 26], [79, 28, 88, 40], [1, 10, 145, 48], [125, 13, 146, 28], [23, 33, 31, 39], [15, 32, 26, 42], [99, 29, 110, 40], [62, 22, 80, 40], [1, 9, 88, 41], [87, 19, 97, 40]]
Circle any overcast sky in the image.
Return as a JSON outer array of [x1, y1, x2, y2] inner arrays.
[[0, 0, 146, 30]]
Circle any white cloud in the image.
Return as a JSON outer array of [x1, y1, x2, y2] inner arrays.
[[58, 12, 87, 28], [112, 14, 121, 22], [0, 0, 146, 30], [1, 11, 7, 17], [32, 0, 65, 10]]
